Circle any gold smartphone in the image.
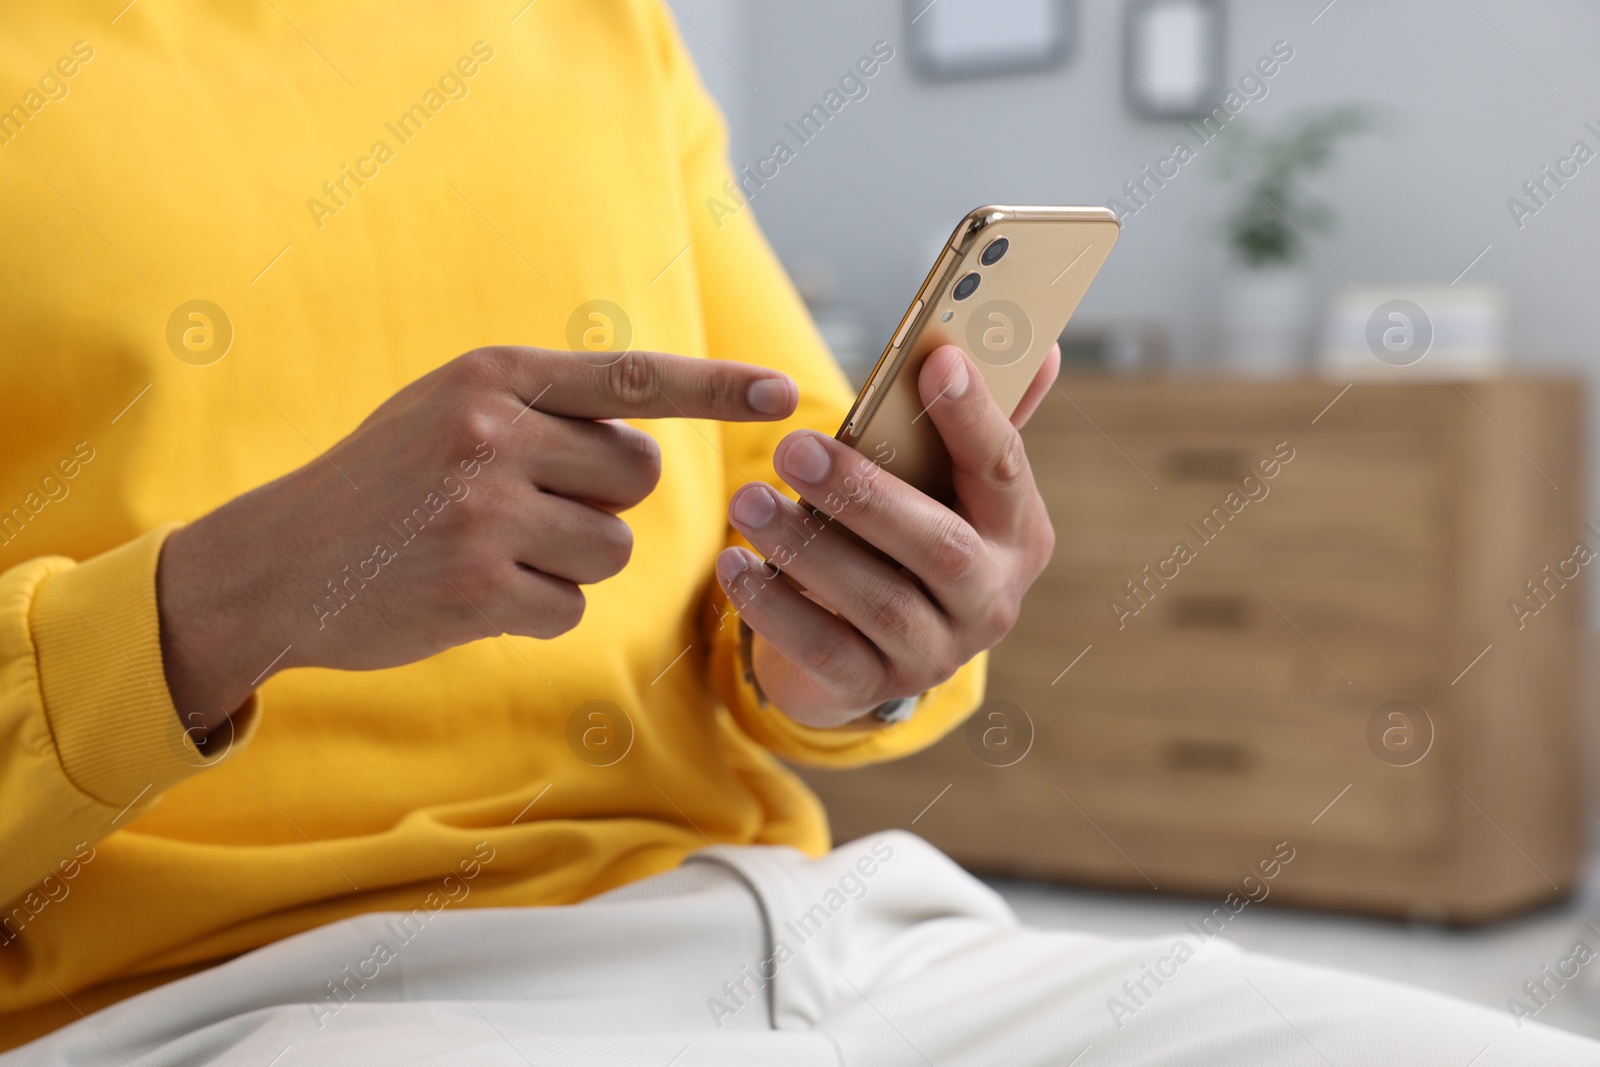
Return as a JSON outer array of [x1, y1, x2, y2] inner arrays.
[[837, 205, 1120, 502]]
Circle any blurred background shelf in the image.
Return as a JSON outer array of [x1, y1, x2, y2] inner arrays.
[[798, 376, 1588, 924]]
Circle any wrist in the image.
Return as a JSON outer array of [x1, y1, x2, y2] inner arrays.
[[157, 505, 293, 734], [739, 621, 920, 729]]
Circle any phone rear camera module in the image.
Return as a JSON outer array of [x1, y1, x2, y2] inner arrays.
[[953, 272, 981, 300], [980, 237, 1009, 266]]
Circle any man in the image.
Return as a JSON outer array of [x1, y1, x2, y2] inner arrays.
[[1, 2, 1594, 1063]]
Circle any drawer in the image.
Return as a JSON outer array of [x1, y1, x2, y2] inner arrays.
[[995, 566, 1445, 699], [1032, 705, 1450, 851], [1030, 429, 1448, 563]]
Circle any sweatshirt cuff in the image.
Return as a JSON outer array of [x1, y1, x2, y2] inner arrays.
[[29, 525, 258, 811]]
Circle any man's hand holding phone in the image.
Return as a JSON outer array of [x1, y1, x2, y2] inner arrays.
[[719, 342, 1060, 728]]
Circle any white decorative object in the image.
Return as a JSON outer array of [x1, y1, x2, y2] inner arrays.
[[907, 0, 1074, 80], [1124, 0, 1225, 119], [1318, 286, 1508, 379], [1219, 263, 1315, 374]]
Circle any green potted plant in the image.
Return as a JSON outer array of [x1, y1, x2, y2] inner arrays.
[[1213, 105, 1371, 373]]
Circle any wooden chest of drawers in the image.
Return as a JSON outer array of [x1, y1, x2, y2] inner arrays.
[[798, 377, 1587, 923]]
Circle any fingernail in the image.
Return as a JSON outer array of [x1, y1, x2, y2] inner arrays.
[[747, 377, 793, 416], [732, 484, 777, 528], [945, 350, 970, 400], [716, 548, 749, 585], [783, 434, 831, 485]]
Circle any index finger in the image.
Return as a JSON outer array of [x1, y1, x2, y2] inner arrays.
[[477, 346, 797, 422]]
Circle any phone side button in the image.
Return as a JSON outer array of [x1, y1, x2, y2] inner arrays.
[[845, 381, 877, 436], [890, 299, 923, 349]]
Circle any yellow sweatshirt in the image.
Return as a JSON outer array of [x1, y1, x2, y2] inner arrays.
[[0, 0, 984, 1047]]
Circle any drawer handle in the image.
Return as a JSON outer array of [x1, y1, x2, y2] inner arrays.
[[1165, 448, 1247, 483], [1171, 595, 1248, 629], [1165, 739, 1254, 775]]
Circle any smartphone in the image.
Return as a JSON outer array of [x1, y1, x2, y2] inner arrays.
[[836, 205, 1120, 502]]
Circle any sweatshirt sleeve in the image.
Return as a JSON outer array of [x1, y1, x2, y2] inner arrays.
[[0, 526, 258, 909], [644, 1, 987, 767]]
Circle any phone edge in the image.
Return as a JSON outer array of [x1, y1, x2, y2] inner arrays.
[[834, 204, 1121, 445]]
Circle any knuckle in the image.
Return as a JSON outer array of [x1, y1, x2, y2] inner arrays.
[[699, 365, 742, 416], [870, 578, 922, 640], [540, 584, 587, 637], [980, 594, 1022, 647], [801, 633, 847, 676], [602, 351, 658, 410], [458, 407, 503, 453], [924, 516, 982, 586], [928, 648, 965, 686], [625, 428, 663, 493], [1031, 511, 1057, 571], [803, 636, 876, 695], [599, 516, 634, 573], [456, 347, 510, 388], [828, 458, 881, 520], [987, 430, 1030, 488]]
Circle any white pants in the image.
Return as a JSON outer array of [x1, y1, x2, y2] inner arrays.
[[12, 832, 1598, 1066]]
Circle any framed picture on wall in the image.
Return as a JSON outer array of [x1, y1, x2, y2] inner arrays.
[[1124, 0, 1225, 119], [906, 0, 1076, 81]]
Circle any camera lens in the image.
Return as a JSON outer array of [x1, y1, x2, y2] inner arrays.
[[980, 237, 1009, 266], [953, 272, 981, 300]]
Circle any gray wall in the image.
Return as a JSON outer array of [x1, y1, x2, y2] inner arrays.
[[679, 0, 1600, 362], [674, 0, 1600, 523]]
